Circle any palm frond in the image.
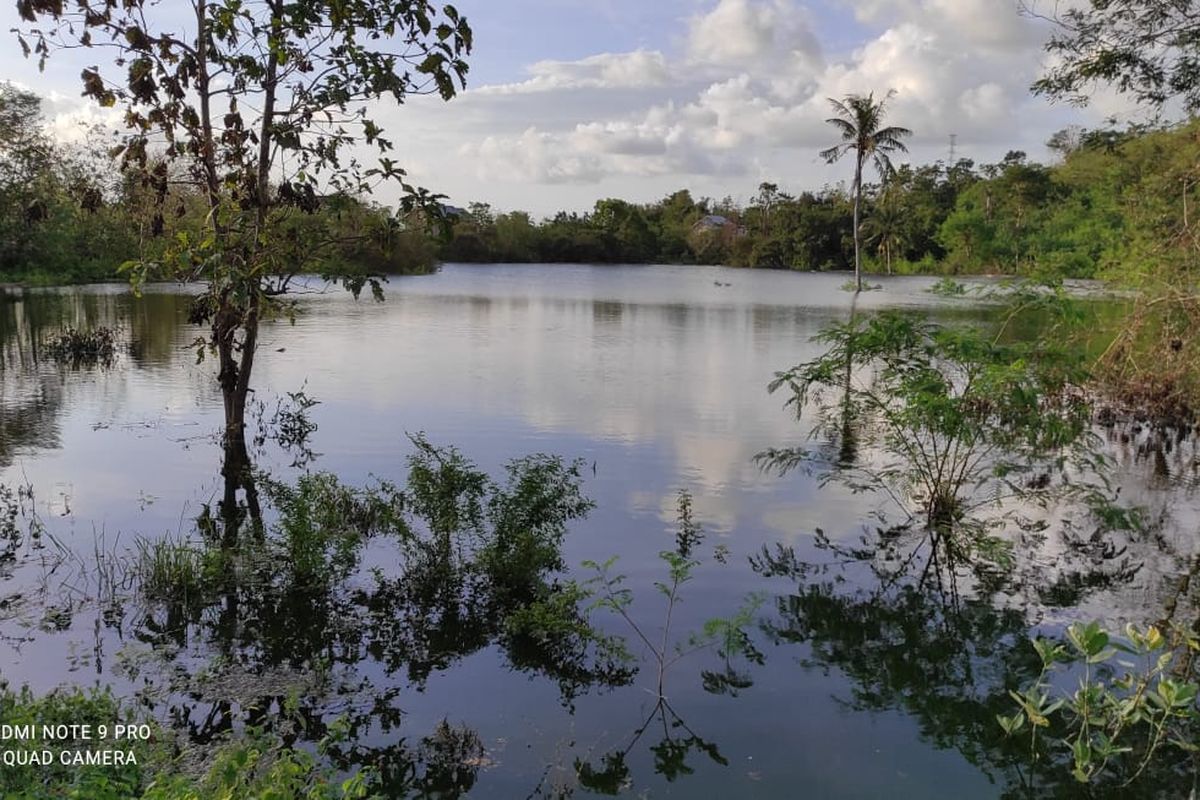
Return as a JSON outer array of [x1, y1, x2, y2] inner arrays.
[[826, 96, 851, 118], [822, 91, 912, 176], [820, 144, 849, 163], [872, 152, 897, 179], [825, 118, 857, 140]]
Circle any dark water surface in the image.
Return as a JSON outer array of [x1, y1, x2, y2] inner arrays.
[[1, 264, 1196, 798]]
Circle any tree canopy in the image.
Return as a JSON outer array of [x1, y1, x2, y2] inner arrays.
[[14, 0, 472, 537], [1026, 0, 1200, 114]]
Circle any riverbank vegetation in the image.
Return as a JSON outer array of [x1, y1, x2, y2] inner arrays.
[[4, 93, 1200, 287], [0, 88, 438, 287], [3, 0, 1200, 795]]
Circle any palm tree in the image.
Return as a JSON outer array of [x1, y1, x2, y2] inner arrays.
[[861, 194, 906, 274], [821, 91, 912, 291]]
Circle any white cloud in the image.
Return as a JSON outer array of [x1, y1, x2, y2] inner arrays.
[[9, 0, 1147, 215], [458, 116, 747, 187], [462, 127, 607, 184], [476, 50, 672, 94], [686, 0, 824, 99], [4, 83, 122, 146], [438, 0, 1119, 204], [688, 0, 820, 67]]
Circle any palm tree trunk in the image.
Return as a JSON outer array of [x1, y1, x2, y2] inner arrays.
[[838, 293, 860, 467], [852, 155, 863, 292]]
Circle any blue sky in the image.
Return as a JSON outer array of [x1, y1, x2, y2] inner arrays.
[[1, 1, 1140, 216]]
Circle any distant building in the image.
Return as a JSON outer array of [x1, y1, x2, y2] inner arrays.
[[691, 214, 746, 237], [693, 214, 730, 231]]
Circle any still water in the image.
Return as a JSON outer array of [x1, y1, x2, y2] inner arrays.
[[0, 263, 1196, 798]]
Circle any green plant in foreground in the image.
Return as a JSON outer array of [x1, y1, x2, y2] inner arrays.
[[0, 683, 151, 799], [143, 721, 375, 800], [761, 301, 1129, 572], [1002, 622, 1200, 787], [0, 682, 379, 799], [578, 491, 763, 699]]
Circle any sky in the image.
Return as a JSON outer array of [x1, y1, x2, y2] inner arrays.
[[0, 0, 1146, 217]]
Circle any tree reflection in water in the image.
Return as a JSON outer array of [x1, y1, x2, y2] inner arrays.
[[122, 435, 638, 796], [750, 519, 1199, 798]]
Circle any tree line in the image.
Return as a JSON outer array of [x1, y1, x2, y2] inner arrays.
[[439, 120, 1198, 285], [0, 84, 438, 286], [6, 82, 1199, 288]]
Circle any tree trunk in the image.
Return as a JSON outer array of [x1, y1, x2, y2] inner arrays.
[[211, 1, 278, 545], [852, 155, 863, 292], [838, 293, 860, 467], [214, 291, 263, 544]]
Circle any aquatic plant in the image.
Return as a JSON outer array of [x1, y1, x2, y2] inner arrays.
[[134, 534, 210, 606], [577, 491, 764, 699], [1002, 622, 1200, 789], [557, 492, 761, 789], [760, 303, 1131, 571], [43, 325, 118, 366], [0, 479, 50, 560], [928, 276, 968, 296], [252, 387, 322, 469]]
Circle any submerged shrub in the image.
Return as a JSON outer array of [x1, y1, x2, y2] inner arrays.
[[44, 325, 118, 366], [760, 302, 1127, 571], [928, 276, 968, 296]]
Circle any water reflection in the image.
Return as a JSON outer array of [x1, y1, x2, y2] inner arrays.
[[751, 532, 1200, 798], [114, 442, 642, 794], [3, 266, 1200, 798]]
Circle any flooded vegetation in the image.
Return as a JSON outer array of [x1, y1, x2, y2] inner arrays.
[[0, 267, 1197, 797], [5, 0, 1200, 794]]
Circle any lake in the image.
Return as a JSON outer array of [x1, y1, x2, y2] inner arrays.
[[1, 263, 1196, 798]]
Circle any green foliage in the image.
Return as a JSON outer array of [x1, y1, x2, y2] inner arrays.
[[928, 277, 968, 296], [263, 471, 405, 583], [1031, 0, 1200, 114], [44, 326, 119, 367], [763, 298, 1125, 569], [0, 83, 139, 283], [504, 579, 638, 697], [0, 683, 153, 799], [937, 152, 1063, 275], [1004, 622, 1200, 788], [0, 682, 381, 799], [131, 438, 628, 710], [143, 723, 375, 800]]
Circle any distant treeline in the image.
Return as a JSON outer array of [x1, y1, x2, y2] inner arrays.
[[439, 121, 1198, 282], [4, 78, 1196, 284], [0, 84, 436, 285]]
